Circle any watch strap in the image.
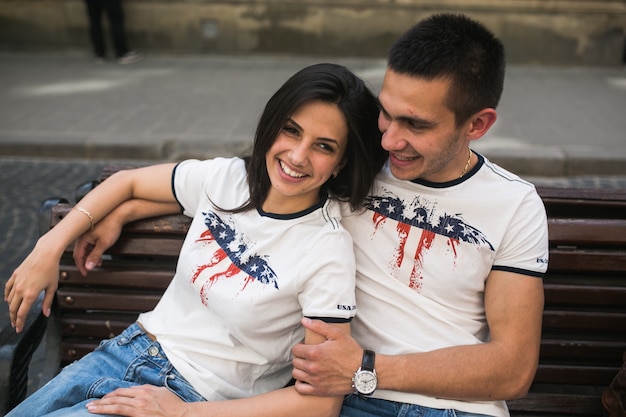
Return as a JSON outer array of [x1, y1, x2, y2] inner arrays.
[[361, 349, 375, 372]]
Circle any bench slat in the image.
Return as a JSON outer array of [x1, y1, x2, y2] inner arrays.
[[114, 215, 191, 235], [59, 312, 137, 338], [56, 289, 161, 312], [537, 186, 626, 202], [508, 391, 603, 415], [548, 218, 626, 246], [544, 283, 626, 306], [539, 338, 626, 361], [548, 249, 626, 272], [59, 267, 173, 290], [60, 340, 101, 363], [534, 364, 620, 385], [542, 310, 626, 332], [104, 237, 183, 258]]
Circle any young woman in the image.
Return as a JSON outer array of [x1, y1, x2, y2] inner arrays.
[[4, 63, 385, 417]]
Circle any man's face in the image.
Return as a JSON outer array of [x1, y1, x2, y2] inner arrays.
[[377, 70, 471, 183]]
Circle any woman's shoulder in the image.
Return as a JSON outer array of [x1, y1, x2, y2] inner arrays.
[[178, 156, 245, 171]]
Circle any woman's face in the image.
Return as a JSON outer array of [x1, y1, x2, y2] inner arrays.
[[264, 100, 348, 214]]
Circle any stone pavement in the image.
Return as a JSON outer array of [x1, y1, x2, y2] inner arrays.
[[1, 52, 626, 176]]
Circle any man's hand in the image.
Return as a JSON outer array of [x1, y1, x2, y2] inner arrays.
[[291, 318, 362, 396], [86, 385, 186, 417]]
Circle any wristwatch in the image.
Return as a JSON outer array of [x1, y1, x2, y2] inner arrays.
[[352, 349, 377, 395]]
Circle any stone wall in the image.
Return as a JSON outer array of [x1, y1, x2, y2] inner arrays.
[[1, 0, 625, 66]]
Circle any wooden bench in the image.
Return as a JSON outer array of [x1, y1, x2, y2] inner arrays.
[[1, 175, 625, 416], [507, 187, 626, 416]]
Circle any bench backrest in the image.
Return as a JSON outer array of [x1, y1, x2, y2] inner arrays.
[[49, 186, 626, 416], [507, 187, 626, 416], [51, 207, 191, 363]]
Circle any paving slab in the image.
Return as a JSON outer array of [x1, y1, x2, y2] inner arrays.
[[1, 52, 625, 175]]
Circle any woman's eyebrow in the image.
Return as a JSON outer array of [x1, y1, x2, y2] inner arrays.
[[285, 117, 302, 130], [289, 117, 342, 145]]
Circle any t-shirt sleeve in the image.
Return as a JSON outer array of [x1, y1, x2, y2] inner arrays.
[[297, 227, 357, 322], [494, 189, 549, 277], [173, 158, 247, 217]]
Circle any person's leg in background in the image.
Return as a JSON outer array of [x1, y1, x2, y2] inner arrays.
[[104, 0, 143, 64], [83, 0, 107, 61]]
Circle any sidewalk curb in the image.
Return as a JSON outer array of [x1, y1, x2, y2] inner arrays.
[[0, 137, 252, 161], [2, 137, 626, 177]]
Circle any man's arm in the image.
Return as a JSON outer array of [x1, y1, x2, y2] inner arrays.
[[292, 270, 544, 401]]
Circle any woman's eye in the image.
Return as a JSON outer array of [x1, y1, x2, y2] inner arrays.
[[317, 143, 336, 153]]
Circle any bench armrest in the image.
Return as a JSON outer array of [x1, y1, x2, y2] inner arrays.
[[0, 293, 47, 415]]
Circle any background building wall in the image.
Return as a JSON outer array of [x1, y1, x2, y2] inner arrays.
[[1, 0, 625, 66]]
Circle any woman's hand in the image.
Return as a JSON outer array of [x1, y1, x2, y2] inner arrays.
[[73, 212, 124, 276], [86, 385, 186, 417], [4, 237, 61, 332]]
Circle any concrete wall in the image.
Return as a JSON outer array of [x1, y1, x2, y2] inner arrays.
[[1, 0, 625, 66]]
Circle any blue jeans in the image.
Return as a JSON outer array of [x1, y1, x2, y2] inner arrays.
[[340, 395, 494, 417], [6, 323, 205, 417]]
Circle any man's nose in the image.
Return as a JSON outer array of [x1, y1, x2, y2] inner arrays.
[[380, 122, 404, 151]]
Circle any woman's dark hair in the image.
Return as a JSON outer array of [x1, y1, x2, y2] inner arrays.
[[233, 63, 385, 212]]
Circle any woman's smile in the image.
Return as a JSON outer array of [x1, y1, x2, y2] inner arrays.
[[279, 160, 307, 179]]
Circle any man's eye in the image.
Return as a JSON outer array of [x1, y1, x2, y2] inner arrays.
[[405, 119, 427, 130]]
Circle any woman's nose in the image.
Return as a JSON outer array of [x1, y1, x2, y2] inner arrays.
[[289, 141, 309, 166]]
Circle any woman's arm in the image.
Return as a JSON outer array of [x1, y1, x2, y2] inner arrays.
[[73, 199, 181, 276], [86, 323, 350, 417], [4, 164, 177, 332]]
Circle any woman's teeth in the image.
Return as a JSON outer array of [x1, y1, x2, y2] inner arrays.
[[280, 160, 306, 178]]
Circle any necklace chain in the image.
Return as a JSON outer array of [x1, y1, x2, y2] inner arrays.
[[459, 147, 472, 178]]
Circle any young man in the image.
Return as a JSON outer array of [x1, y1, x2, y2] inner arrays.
[[291, 13, 548, 417]]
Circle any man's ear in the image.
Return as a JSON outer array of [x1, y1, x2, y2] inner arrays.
[[466, 108, 497, 140]]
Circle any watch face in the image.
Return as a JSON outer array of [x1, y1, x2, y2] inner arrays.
[[353, 370, 377, 395]]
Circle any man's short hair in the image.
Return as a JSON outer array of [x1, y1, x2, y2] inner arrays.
[[388, 13, 505, 126]]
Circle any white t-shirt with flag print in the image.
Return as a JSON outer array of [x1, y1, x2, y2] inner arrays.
[[342, 153, 549, 417], [138, 157, 356, 401]]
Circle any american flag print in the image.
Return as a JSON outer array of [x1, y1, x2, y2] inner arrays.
[[365, 192, 494, 291], [192, 211, 279, 306]]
